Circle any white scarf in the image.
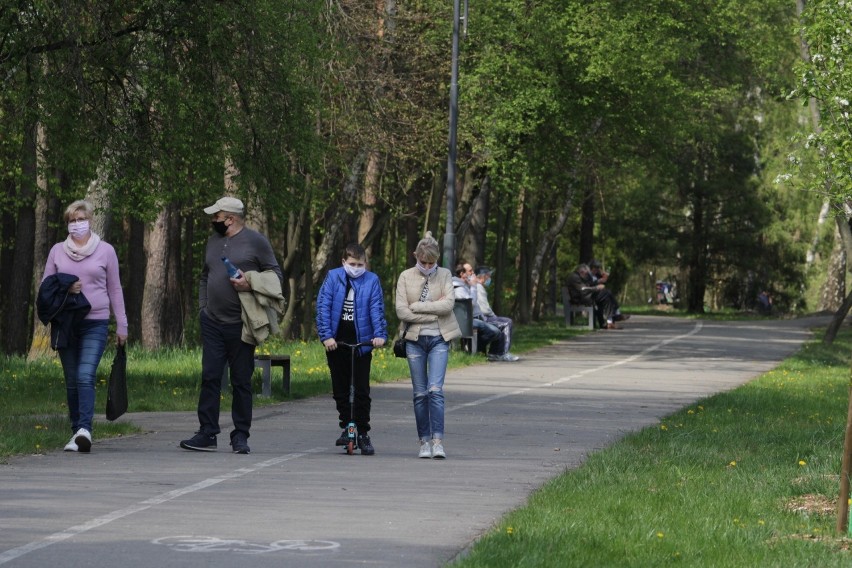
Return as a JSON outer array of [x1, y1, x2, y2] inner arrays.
[[63, 232, 101, 261]]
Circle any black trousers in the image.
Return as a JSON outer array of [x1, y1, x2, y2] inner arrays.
[[326, 347, 373, 432], [591, 289, 619, 325], [198, 310, 255, 440]]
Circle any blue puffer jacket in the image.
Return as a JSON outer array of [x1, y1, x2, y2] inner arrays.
[[316, 267, 388, 356]]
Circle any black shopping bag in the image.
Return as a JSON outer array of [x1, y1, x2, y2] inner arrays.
[[105, 344, 128, 421]]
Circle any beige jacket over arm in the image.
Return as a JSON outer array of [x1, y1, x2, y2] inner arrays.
[[394, 266, 461, 342], [238, 270, 286, 345]]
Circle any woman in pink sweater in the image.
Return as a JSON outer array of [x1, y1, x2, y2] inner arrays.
[[42, 200, 128, 453]]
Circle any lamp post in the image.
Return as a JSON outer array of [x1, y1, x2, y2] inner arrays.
[[442, 0, 467, 270]]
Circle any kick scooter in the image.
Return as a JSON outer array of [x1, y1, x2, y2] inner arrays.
[[337, 341, 374, 455]]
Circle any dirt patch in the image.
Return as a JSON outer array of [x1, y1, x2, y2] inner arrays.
[[784, 493, 837, 516]]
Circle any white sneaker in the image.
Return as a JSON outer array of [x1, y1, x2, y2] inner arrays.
[[73, 428, 92, 453], [500, 353, 520, 362], [431, 438, 446, 459], [418, 439, 432, 459], [64, 436, 78, 452]]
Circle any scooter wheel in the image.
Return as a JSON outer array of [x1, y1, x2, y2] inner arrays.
[[347, 441, 354, 455]]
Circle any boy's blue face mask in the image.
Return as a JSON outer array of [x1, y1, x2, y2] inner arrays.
[[485, 277, 492, 287]]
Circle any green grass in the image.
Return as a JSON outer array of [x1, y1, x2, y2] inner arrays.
[[0, 317, 586, 459], [451, 326, 852, 567]]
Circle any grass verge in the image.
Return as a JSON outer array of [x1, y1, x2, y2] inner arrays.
[[451, 325, 852, 567], [0, 317, 586, 459]]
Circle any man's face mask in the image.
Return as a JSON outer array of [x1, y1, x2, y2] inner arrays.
[[211, 219, 228, 235]]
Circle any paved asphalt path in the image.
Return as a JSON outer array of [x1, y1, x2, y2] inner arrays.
[[0, 314, 830, 568]]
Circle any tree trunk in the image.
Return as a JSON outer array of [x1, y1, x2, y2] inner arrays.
[[686, 184, 707, 314], [28, 123, 52, 360], [796, 0, 833, 272], [818, 223, 846, 312], [823, 215, 852, 344], [140, 204, 184, 349], [516, 189, 535, 323], [125, 218, 146, 342], [530, 183, 575, 313], [425, 169, 444, 239], [579, 180, 595, 264], [457, 172, 489, 268], [4, 116, 38, 356], [492, 204, 512, 315], [313, 149, 366, 283], [358, 151, 380, 252]]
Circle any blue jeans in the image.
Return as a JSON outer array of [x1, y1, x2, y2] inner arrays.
[[474, 318, 504, 355], [58, 319, 109, 433], [406, 335, 449, 440]]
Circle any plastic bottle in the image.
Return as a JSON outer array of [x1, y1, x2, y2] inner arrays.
[[221, 257, 242, 279]]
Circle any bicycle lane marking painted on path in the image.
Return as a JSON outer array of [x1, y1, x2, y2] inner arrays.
[[448, 320, 704, 413], [0, 449, 325, 566]]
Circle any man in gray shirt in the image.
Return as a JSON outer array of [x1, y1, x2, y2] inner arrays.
[[180, 197, 283, 454]]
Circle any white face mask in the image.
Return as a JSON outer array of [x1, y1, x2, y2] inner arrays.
[[68, 220, 90, 239], [343, 263, 366, 279], [416, 262, 437, 277]]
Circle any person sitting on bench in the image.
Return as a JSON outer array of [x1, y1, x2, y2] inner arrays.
[[472, 265, 520, 362], [589, 260, 630, 325], [566, 263, 627, 330], [452, 263, 503, 358]]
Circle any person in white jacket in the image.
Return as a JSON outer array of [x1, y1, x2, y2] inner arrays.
[[470, 265, 519, 362]]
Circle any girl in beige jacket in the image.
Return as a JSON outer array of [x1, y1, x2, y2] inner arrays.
[[395, 232, 461, 459]]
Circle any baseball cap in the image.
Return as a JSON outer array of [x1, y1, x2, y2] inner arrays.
[[203, 197, 244, 215]]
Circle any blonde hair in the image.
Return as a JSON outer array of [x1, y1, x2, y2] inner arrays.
[[414, 231, 440, 263], [63, 200, 94, 223]]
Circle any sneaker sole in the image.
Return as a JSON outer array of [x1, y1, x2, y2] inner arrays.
[[232, 447, 250, 454], [74, 436, 92, 453], [179, 442, 217, 452]]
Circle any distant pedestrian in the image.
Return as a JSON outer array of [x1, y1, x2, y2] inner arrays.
[[395, 232, 460, 459], [316, 243, 388, 455], [39, 200, 128, 453], [180, 197, 283, 455]]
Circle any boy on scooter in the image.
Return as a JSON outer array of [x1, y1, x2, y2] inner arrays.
[[316, 243, 388, 455]]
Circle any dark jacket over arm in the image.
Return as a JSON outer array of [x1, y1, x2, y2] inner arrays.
[[37, 273, 92, 349]]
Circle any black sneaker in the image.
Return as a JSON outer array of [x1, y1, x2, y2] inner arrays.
[[179, 432, 217, 452], [335, 429, 349, 446], [231, 432, 250, 454], [357, 434, 375, 456]]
